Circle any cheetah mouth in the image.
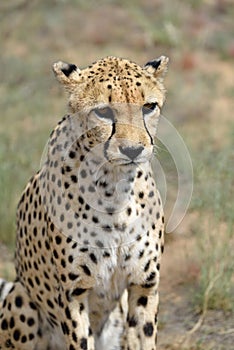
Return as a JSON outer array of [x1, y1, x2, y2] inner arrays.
[[110, 157, 149, 166]]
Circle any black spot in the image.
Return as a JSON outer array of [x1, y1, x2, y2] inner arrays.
[[61, 274, 66, 282], [61, 259, 66, 268], [71, 175, 78, 183], [95, 240, 104, 248], [127, 207, 132, 216], [61, 321, 70, 335], [65, 203, 71, 210], [72, 320, 78, 328], [66, 236, 72, 243], [80, 170, 87, 178], [44, 282, 51, 291], [68, 273, 79, 281], [81, 265, 91, 276], [144, 260, 150, 272], [88, 185, 95, 192], [9, 317, 15, 329], [72, 288, 87, 296], [69, 150, 76, 159], [80, 337, 88, 350], [35, 276, 40, 285], [47, 299, 54, 309], [33, 227, 37, 236], [27, 317, 35, 327], [55, 235, 62, 245], [13, 329, 21, 341], [139, 250, 144, 258], [137, 171, 143, 178], [128, 315, 138, 327], [78, 196, 84, 205], [1, 319, 8, 330], [28, 277, 34, 288], [53, 249, 59, 259], [146, 271, 156, 282], [80, 247, 88, 253], [65, 166, 72, 172], [5, 339, 13, 348], [65, 306, 72, 320], [103, 251, 110, 258], [15, 296, 23, 308], [21, 335, 27, 343], [72, 331, 78, 342], [68, 255, 74, 263], [139, 192, 144, 199], [137, 296, 148, 307], [143, 322, 154, 336], [92, 216, 99, 223], [20, 314, 26, 322], [90, 253, 97, 264], [67, 222, 73, 229], [64, 182, 70, 189]]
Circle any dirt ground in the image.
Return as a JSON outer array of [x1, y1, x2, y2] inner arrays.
[[159, 235, 234, 349]]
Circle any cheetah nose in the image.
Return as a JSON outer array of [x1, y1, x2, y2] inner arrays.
[[119, 146, 144, 160]]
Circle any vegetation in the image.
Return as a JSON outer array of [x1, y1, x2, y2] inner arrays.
[[0, 0, 233, 348]]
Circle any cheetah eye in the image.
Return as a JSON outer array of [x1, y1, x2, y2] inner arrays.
[[94, 107, 114, 122], [142, 102, 158, 115]]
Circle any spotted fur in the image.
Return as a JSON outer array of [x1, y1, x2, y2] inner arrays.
[[0, 56, 169, 350]]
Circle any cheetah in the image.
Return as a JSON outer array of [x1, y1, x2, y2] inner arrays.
[[0, 55, 169, 350]]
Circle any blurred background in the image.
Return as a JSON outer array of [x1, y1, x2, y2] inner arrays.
[[0, 0, 233, 348]]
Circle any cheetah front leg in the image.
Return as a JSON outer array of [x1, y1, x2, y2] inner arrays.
[[121, 280, 159, 350], [0, 281, 49, 350], [59, 289, 95, 350]]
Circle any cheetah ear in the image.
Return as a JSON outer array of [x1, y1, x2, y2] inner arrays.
[[144, 56, 169, 82], [52, 61, 81, 90]]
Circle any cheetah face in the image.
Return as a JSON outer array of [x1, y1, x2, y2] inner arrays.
[[53, 56, 168, 167], [85, 102, 160, 166]]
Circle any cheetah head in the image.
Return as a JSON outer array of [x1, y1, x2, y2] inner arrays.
[[52, 56, 169, 167]]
